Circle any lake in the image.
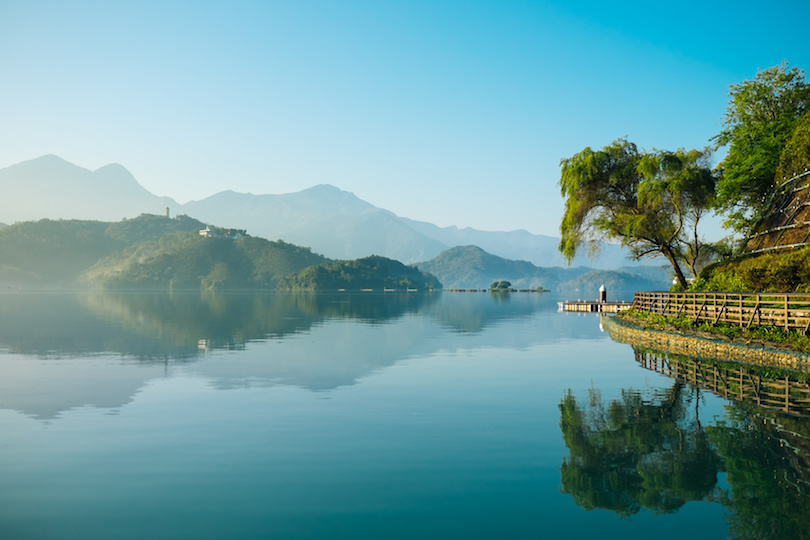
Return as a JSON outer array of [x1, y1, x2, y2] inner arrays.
[[1, 291, 808, 539]]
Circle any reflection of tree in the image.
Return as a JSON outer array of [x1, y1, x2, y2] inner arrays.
[[625, 345, 810, 537], [558, 383, 720, 517], [709, 405, 810, 540]]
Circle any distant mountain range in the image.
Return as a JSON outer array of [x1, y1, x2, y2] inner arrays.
[[416, 245, 669, 293], [0, 155, 651, 269]]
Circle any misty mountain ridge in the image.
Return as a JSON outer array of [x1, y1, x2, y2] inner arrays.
[[1, 155, 644, 269], [0, 155, 178, 222], [416, 245, 670, 292]]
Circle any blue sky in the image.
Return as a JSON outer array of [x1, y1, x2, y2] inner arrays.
[[1, 1, 808, 236]]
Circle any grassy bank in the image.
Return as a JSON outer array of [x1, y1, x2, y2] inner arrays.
[[617, 308, 810, 354]]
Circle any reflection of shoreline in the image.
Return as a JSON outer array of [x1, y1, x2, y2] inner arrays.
[[559, 381, 810, 533], [0, 292, 557, 419], [633, 347, 810, 418], [603, 315, 810, 372]]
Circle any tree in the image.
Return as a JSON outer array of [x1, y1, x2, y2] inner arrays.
[[776, 110, 810, 181], [559, 139, 715, 289], [638, 147, 718, 280], [713, 62, 810, 233]]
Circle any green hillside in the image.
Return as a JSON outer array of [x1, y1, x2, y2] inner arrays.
[[277, 255, 441, 291], [105, 213, 206, 244], [416, 245, 566, 289], [693, 247, 810, 293], [0, 214, 327, 290], [0, 214, 209, 287], [0, 219, 124, 286], [84, 233, 328, 291], [417, 245, 671, 292]]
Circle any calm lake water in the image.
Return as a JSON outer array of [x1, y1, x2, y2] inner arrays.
[[1, 291, 808, 539]]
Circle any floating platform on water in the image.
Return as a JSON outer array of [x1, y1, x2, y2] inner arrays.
[[558, 300, 633, 313]]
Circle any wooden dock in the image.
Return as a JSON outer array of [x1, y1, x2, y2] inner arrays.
[[558, 300, 633, 313]]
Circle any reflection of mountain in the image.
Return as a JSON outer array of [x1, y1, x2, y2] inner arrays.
[[0, 292, 437, 358], [423, 291, 545, 333], [0, 291, 566, 420]]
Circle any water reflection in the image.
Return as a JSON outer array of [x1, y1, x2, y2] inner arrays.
[[559, 347, 810, 538], [0, 291, 437, 358], [712, 406, 810, 539], [559, 383, 719, 517], [0, 291, 560, 358], [0, 291, 571, 420]]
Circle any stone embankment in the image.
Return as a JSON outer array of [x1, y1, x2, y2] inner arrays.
[[603, 315, 810, 373]]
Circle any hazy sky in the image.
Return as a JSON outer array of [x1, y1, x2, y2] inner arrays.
[[1, 1, 808, 236]]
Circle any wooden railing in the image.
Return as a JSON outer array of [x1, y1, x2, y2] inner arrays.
[[635, 348, 810, 417], [633, 291, 810, 334]]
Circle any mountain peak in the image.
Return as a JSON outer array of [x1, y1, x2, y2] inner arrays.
[[301, 184, 346, 194], [0, 155, 175, 222], [29, 154, 72, 165], [3, 154, 87, 176], [93, 162, 140, 187]]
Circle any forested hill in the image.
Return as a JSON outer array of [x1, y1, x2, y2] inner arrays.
[[0, 214, 327, 290], [277, 256, 441, 291], [417, 245, 670, 292], [84, 233, 327, 290], [0, 215, 205, 287], [416, 245, 571, 290]]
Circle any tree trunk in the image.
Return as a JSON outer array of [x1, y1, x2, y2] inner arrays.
[[663, 247, 688, 290]]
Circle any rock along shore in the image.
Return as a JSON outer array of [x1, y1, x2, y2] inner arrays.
[[603, 315, 810, 373]]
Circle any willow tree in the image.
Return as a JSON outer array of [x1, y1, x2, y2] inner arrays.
[[559, 139, 715, 289]]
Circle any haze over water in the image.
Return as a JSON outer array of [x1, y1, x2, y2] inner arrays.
[[1, 291, 807, 539]]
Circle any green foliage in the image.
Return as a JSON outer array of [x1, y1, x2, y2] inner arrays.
[[489, 280, 511, 290], [0, 214, 221, 288], [277, 255, 441, 291], [105, 213, 206, 244], [417, 245, 557, 290], [708, 409, 810, 539], [693, 247, 810, 293], [714, 62, 810, 233], [559, 139, 715, 288], [559, 385, 719, 517], [619, 307, 810, 353], [85, 232, 328, 291], [0, 219, 124, 285], [776, 110, 810, 180], [0, 214, 335, 291]]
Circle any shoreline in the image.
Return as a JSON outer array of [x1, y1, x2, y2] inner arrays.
[[603, 314, 810, 373]]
